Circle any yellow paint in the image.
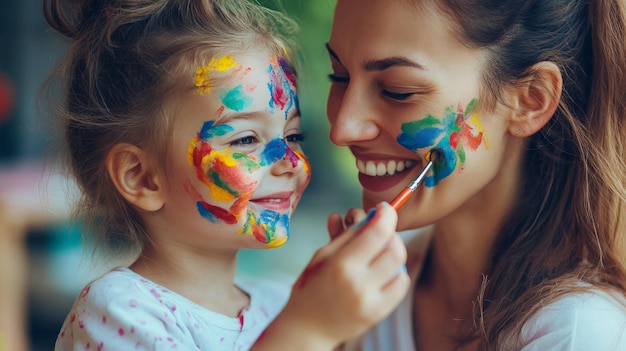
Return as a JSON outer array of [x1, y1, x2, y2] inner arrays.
[[469, 112, 490, 149], [187, 139, 197, 166], [266, 235, 287, 248], [208, 182, 236, 203], [294, 150, 310, 173], [195, 55, 239, 94]]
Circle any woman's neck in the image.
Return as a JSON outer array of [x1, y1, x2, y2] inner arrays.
[[422, 139, 523, 316]]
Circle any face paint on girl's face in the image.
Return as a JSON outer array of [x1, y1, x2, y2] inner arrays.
[[267, 56, 299, 119], [187, 119, 306, 246], [396, 99, 488, 187]]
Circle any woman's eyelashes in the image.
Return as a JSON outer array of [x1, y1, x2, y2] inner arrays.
[[382, 90, 416, 101], [328, 72, 424, 102], [328, 73, 349, 84]]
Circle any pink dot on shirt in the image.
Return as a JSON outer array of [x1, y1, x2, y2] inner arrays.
[[118, 328, 125, 336], [129, 299, 138, 307]]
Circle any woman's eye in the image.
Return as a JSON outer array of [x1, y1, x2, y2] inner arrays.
[[230, 135, 259, 146], [328, 73, 349, 84], [382, 90, 415, 101]]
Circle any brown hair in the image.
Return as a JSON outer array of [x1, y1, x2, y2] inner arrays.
[[42, 0, 298, 258], [422, 0, 626, 348]]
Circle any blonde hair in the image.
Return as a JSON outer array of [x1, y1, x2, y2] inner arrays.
[[42, 0, 298, 258]]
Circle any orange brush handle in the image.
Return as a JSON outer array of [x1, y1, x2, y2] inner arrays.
[[389, 187, 413, 211]]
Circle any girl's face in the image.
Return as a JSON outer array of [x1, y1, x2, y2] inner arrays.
[[327, 0, 518, 229], [164, 51, 310, 250]]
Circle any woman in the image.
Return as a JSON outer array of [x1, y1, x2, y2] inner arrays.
[[326, 0, 626, 349]]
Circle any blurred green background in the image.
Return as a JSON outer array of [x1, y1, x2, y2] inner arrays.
[[0, 0, 362, 349]]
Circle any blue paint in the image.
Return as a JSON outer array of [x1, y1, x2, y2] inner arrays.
[[199, 120, 234, 140], [196, 202, 218, 222], [221, 84, 252, 112], [260, 138, 287, 165]]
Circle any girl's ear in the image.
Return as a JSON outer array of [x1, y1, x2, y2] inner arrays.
[[507, 61, 563, 137], [106, 143, 165, 212]]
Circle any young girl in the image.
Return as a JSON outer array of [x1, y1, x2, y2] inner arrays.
[[326, 0, 626, 350], [44, 0, 410, 350]]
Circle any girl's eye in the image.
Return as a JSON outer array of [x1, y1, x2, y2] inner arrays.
[[328, 73, 349, 84], [382, 90, 415, 101], [230, 135, 259, 146], [285, 133, 306, 144]]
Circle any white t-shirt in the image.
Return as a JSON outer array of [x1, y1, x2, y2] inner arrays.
[[55, 267, 290, 351], [343, 228, 626, 351]]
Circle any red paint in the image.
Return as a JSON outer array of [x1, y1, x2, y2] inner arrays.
[[251, 223, 267, 243], [238, 315, 245, 331], [295, 260, 325, 289], [460, 123, 483, 150], [449, 131, 460, 149], [198, 200, 237, 224]]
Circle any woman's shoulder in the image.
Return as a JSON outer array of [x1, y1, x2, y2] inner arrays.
[[521, 288, 626, 350]]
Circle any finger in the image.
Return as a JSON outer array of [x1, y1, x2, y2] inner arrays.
[[344, 207, 367, 228], [338, 202, 398, 261], [327, 213, 345, 241], [376, 268, 411, 316], [368, 235, 408, 285]]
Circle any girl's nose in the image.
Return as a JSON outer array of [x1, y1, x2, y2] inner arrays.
[[267, 140, 306, 177]]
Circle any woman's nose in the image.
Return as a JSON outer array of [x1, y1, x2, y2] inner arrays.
[[327, 86, 380, 147]]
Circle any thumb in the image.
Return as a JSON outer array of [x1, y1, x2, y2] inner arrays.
[[327, 213, 345, 241]]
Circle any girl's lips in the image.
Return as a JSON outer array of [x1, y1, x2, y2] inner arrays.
[[250, 192, 293, 212]]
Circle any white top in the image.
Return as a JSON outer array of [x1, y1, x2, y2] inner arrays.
[[343, 228, 626, 351], [55, 267, 290, 351]]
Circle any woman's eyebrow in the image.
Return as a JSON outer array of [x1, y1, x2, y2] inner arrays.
[[326, 42, 426, 72], [363, 57, 426, 71]]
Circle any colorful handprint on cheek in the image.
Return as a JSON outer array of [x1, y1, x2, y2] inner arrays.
[[396, 99, 487, 187]]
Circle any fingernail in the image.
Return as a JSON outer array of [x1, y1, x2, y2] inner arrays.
[[349, 208, 376, 232], [394, 264, 407, 277]]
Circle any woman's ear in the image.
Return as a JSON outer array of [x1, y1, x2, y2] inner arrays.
[[507, 61, 563, 137], [106, 143, 165, 212]]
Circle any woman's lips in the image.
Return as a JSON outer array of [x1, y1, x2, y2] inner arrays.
[[250, 192, 293, 212], [355, 158, 420, 193]]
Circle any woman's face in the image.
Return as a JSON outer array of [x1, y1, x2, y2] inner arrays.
[[162, 50, 310, 251], [327, 0, 517, 229]]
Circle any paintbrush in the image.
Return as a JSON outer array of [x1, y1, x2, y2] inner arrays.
[[349, 149, 438, 230], [388, 148, 438, 210]]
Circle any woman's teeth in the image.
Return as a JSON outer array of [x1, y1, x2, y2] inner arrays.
[[356, 159, 416, 176]]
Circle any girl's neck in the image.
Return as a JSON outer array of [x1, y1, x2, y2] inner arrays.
[[130, 245, 248, 317]]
